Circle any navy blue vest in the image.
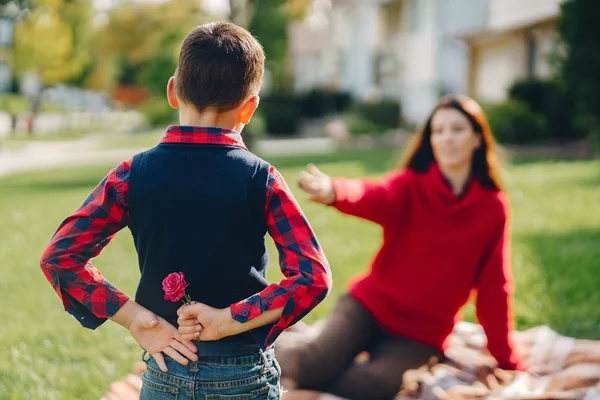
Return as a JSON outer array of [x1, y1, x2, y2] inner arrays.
[[128, 141, 273, 355]]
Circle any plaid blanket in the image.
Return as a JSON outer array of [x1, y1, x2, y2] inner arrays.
[[101, 322, 600, 400]]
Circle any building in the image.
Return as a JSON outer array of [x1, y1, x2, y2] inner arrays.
[[289, 0, 488, 122], [288, 0, 562, 123], [460, 0, 562, 103]]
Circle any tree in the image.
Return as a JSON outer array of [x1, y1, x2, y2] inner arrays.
[[229, 0, 313, 91], [228, 0, 312, 26], [557, 0, 600, 133], [8, 0, 92, 120], [0, 0, 33, 19], [90, 0, 209, 95], [229, 0, 251, 27]]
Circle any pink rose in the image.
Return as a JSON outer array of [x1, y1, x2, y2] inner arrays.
[[162, 272, 187, 303]]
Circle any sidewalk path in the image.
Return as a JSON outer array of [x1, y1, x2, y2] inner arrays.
[[0, 138, 146, 179], [0, 135, 335, 179]]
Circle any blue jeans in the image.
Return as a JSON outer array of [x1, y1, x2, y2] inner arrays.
[[140, 348, 281, 400]]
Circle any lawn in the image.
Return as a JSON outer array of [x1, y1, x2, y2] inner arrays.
[[0, 149, 599, 399]]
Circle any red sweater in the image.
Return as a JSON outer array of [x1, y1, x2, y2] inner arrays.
[[331, 163, 524, 370]]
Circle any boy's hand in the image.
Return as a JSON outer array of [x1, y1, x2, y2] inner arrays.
[[129, 309, 198, 372], [177, 303, 233, 341], [297, 164, 336, 205]]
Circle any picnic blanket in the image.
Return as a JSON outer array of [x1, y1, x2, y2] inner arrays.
[[101, 322, 600, 400]]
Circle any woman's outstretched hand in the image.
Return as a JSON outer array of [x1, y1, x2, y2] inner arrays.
[[297, 164, 336, 205]]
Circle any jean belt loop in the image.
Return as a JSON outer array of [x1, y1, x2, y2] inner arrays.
[[259, 349, 269, 374]]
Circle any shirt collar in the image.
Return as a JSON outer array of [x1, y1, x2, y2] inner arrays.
[[159, 125, 247, 150]]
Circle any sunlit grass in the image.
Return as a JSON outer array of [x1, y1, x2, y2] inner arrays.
[[0, 150, 598, 398]]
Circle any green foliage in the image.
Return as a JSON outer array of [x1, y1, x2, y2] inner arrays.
[[137, 53, 176, 96], [139, 96, 177, 127], [354, 100, 401, 130], [0, 0, 32, 17], [484, 100, 549, 144], [246, 112, 266, 136], [557, 0, 600, 130], [509, 79, 587, 142], [248, 0, 290, 91], [0, 153, 599, 397], [242, 112, 266, 150], [9, 0, 93, 88], [91, 0, 208, 93], [242, 0, 312, 91], [260, 94, 301, 135], [136, 31, 182, 95], [299, 88, 353, 118], [346, 114, 386, 135]]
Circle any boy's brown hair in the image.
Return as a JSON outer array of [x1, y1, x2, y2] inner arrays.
[[175, 21, 265, 112]]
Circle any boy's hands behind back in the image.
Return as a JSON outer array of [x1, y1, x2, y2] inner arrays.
[[129, 309, 198, 372], [177, 303, 233, 341]]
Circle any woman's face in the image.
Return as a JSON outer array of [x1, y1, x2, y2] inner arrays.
[[430, 107, 481, 171]]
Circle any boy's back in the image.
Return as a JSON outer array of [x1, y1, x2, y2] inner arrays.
[[40, 21, 331, 399], [131, 126, 272, 352]]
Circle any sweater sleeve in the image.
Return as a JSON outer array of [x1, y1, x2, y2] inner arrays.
[[331, 170, 410, 226], [475, 194, 526, 370]]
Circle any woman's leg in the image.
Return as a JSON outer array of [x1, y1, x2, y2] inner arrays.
[[277, 294, 375, 391], [323, 334, 442, 400]]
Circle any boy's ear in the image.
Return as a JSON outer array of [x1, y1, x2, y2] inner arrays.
[[239, 95, 260, 125], [167, 77, 179, 109]]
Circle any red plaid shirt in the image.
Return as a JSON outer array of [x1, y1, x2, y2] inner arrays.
[[40, 126, 332, 347]]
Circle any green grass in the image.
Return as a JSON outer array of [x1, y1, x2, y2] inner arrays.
[[0, 149, 599, 398]]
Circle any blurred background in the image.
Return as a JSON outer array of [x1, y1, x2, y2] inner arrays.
[[0, 0, 599, 398]]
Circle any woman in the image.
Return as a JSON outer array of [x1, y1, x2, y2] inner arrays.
[[278, 95, 526, 400]]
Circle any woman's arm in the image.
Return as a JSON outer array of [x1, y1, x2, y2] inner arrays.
[[475, 194, 526, 370], [298, 164, 411, 226]]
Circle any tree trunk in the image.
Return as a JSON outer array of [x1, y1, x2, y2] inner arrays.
[[26, 92, 42, 136], [228, 0, 254, 27]]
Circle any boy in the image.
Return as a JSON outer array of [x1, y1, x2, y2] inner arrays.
[[40, 21, 332, 399]]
